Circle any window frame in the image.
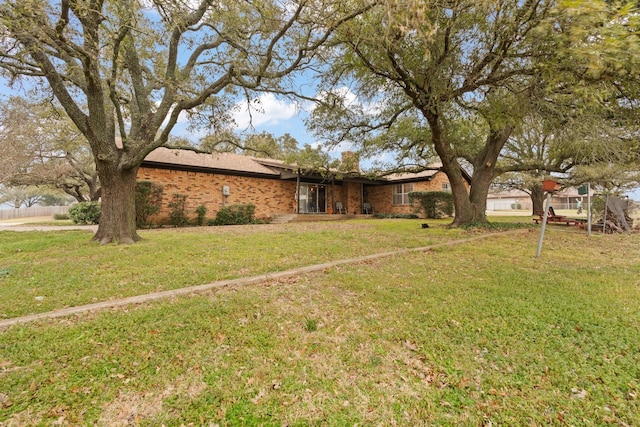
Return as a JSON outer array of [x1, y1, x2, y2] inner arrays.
[[392, 183, 414, 205]]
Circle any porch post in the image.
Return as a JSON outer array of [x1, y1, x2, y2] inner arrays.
[[295, 170, 300, 214], [331, 176, 335, 214]]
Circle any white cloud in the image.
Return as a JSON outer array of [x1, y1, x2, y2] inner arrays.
[[232, 93, 299, 130]]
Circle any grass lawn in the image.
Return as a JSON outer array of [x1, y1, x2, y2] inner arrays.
[[0, 219, 468, 319], [1, 218, 639, 425]]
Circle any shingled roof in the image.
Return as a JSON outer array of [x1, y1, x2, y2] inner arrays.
[[143, 147, 281, 176], [385, 169, 441, 182], [142, 147, 463, 184]]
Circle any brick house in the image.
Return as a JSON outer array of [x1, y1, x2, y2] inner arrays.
[[138, 147, 468, 224]]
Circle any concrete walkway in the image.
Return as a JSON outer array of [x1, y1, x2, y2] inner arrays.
[[0, 229, 526, 329], [0, 216, 98, 232], [0, 224, 98, 232]]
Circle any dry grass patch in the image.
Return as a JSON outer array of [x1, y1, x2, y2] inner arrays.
[[99, 374, 207, 426]]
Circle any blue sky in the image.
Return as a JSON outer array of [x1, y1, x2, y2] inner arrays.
[[182, 92, 319, 148]]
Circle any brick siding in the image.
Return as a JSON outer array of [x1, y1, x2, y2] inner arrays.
[[138, 167, 299, 224], [138, 166, 466, 224], [365, 172, 463, 216]]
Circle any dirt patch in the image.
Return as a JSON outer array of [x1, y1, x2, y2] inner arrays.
[[0, 409, 43, 426], [98, 375, 207, 426]]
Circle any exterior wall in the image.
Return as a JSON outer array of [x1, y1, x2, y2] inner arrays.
[[342, 182, 363, 214], [326, 183, 343, 213], [138, 166, 298, 224], [365, 172, 460, 215], [137, 166, 464, 223]]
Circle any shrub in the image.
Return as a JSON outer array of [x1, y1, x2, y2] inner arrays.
[[409, 191, 454, 219], [68, 202, 101, 224], [135, 181, 164, 228], [372, 213, 419, 219], [53, 213, 70, 220], [213, 204, 256, 225], [194, 205, 208, 226], [168, 194, 189, 227]]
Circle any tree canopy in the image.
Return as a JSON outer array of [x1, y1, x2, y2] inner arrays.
[[0, 0, 375, 243], [200, 130, 301, 159]]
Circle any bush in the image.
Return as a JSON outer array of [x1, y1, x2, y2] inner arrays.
[[53, 213, 70, 220], [213, 204, 256, 225], [372, 213, 419, 219], [194, 205, 208, 226], [409, 191, 454, 219], [68, 202, 101, 224], [168, 194, 189, 227], [135, 181, 164, 228]]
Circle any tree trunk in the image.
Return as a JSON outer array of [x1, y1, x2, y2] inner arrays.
[[530, 184, 544, 215], [446, 165, 476, 226], [468, 126, 514, 224], [92, 165, 141, 244], [88, 173, 101, 201], [468, 168, 495, 223], [427, 114, 477, 225], [426, 113, 513, 227], [437, 129, 511, 226]]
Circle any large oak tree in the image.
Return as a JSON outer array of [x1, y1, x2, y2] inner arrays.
[[310, 0, 638, 226], [309, 0, 558, 225], [0, 0, 373, 243]]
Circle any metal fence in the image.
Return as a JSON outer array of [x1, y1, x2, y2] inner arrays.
[[0, 206, 70, 221]]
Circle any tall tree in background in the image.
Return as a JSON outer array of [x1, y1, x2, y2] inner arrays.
[[199, 131, 300, 159], [199, 129, 243, 154], [0, 0, 374, 243], [0, 184, 73, 208], [0, 96, 100, 202], [492, 0, 640, 213], [495, 107, 638, 214]]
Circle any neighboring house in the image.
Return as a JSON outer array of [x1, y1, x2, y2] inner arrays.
[[486, 189, 532, 211], [138, 147, 467, 224], [487, 188, 591, 212]]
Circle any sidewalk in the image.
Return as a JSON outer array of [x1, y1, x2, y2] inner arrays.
[[0, 216, 97, 232]]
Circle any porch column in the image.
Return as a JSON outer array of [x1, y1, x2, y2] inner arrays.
[[295, 170, 300, 214]]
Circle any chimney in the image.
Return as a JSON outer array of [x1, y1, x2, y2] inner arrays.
[[341, 151, 360, 173]]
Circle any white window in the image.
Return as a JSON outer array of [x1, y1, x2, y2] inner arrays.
[[442, 182, 451, 192], [392, 183, 414, 205]]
